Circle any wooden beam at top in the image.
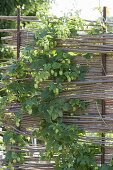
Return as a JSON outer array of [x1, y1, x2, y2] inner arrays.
[[0, 16, 38, 21]]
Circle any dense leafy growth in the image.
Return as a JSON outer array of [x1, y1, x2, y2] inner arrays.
[[0, 15, 97, 170], [0, 1, 113, 170]]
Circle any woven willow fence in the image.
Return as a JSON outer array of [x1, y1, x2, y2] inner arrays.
[[1, 7, 113, 169]]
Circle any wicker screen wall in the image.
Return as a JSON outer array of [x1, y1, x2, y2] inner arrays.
[[1, 9, 113, 169]]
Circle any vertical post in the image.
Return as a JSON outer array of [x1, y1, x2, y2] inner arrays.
[[102, 6, 107, 76], [17, 7, 21, 60], [15, 7, 21, 169], [101, 6, 107, 165]]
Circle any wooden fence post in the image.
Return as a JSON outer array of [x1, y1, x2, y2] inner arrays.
[[17, 7, 21, 60], [101, 6, 107, 165]]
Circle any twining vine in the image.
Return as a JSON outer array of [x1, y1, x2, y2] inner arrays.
[[0, 15, 113, 170]]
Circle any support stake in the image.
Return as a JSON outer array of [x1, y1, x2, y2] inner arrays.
[[17, 7, 21, 60], [101, 6, 107, 165]]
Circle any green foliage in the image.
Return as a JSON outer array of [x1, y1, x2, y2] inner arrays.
[[36, 123, 99, 170], [0, 0, 28, 15], [99, 165, 113, 170], [1, 14, 100, 169], [3, 131, 27, 166], [0, 45, 14, 59], [1, 6, 108, 169], [22, 0, 53, 16], [0, 0, 31, 38]]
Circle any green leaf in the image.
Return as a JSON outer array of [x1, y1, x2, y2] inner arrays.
[[3, 132, 13, 144], [52, 62, 61, 69]]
